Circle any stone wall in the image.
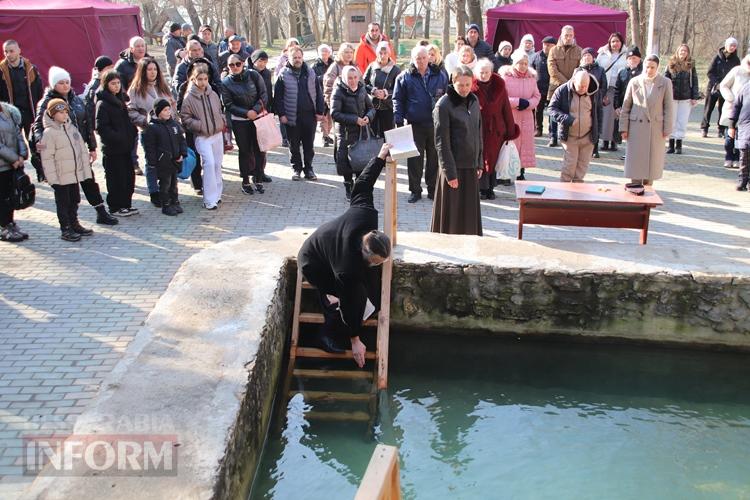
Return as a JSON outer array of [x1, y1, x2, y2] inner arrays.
[[391, 264, 750, 348]]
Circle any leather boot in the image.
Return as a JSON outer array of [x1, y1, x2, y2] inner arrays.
[[71, 221, 94, 236], [667, 139, 675, 154], [675, 140, 683, 154], [95, 204, 118, 225]]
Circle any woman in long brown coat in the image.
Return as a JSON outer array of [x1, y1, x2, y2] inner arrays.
[[471, 59, 519, 197], [620, 55, 675, 185], [431, 65, 483, 236]]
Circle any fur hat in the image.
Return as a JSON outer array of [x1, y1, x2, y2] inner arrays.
[[48, 66, 71, 88], [46, 98, 69, 118]]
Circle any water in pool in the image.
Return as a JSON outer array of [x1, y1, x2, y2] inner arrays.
[[249, 332, 750, 499]]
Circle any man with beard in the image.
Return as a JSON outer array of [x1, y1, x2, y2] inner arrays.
[[0, 40, 44, 137], [354, 22, 396, 73]]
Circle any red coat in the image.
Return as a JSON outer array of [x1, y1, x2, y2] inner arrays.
[[472, 73, 520, 173], [354, 35, 396, 74]]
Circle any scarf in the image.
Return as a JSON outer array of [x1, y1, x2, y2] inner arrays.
[[668, 56, 693, 74]]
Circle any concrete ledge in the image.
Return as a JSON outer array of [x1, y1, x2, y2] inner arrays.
[[21, 230, 750, 499]]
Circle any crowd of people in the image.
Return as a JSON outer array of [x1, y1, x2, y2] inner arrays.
[[0, 23, 748, 244]]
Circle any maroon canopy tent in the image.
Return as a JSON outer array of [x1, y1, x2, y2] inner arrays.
[[0, 0, 142, 92], [485, 0, 628, 53]]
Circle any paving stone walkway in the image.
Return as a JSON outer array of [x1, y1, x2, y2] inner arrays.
[[1, 106, 749, 495]]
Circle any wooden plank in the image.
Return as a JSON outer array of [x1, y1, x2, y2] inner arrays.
[[384, 160, 398, 247], [305, 411, 371, 422], [521, 204, 648, 229], [296, 347, 376, 360], [292, 390, 373, 402], [290, 269, 304, 363], [355, 445, 401, 500], [377, 256, 392, 390], [299, 312, 377, 327], [293, 368, 373, 380], [515, 180, 663, 206]]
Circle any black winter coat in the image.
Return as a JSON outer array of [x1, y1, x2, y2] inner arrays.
[[173, 57, 222, 108], [331, 80, 376, 143], [707, 47, 741, 89], [614, 63, 643, 109], [363, 63, 401, 111], [143, 117, 187, 173], [32, 88, 96, 151], [220, 69, 268, 119], [257, 68, 274, 113], [433, 85, 483, 181], [665, 63, 700, 101], [217, 48, 251, 74], [530, 50, 550, 97], [114, 49, 150, 91], [95, 90, 138, 156]]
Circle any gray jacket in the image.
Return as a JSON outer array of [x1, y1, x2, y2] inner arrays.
[[164, 34, 185, 77], [273, 64, 324, 127], [0, 103, 28, 173], [433, 85, 483, 181]]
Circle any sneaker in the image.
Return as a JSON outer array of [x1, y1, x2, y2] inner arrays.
[[125, 207, 139, 215], [1, 225, 24, 243], [254, 183, 265, 194], [6, 222, 28, 240], [241, 183, 255, 195], [304, 169, 318, 181], [71, 222, 94, 236], [111, 208, 133, 217], [162, 205, 179, 216], [203, 203, 218, 210], [60, 228, 81, 242], [733, 162, 740, 169], [323, 136, 334, 147], [261, 174, 273, 183], [291, 171, 301, 181], [724, 161, 734, 168]]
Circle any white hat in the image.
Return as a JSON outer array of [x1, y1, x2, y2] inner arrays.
[[511, 49, 529, 64], [48, 66, 71, 88]]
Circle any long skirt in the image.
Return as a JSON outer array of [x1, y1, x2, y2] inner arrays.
[[601, 87, 617, 142], [430, 168, 482, 236]]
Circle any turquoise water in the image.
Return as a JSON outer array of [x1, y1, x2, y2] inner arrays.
[[249, 333, 750, 500]]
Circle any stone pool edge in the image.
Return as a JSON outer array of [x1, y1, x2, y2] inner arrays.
[[20, 230, 750, 499]]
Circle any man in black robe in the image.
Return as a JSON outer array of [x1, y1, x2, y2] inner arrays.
[[297, 143, 392, 367]]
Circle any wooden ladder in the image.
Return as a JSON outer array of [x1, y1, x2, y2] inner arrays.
[[277, 160, 398, 425]]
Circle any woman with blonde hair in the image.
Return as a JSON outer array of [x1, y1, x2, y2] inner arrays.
[[323, 42, 359, 106], [664, 43, 698, 154], [457, 45, 478, 70], [428, 44, 446, 76]]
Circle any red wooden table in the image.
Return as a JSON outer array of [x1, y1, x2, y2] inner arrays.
[[514, 181, 664, 244]]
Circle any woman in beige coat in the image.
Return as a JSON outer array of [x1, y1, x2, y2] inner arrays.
[[619, 55, 675, 185], [40, 99, 94, 241]]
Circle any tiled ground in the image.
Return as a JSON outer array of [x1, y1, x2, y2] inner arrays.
[[1, 106, 749, 495]]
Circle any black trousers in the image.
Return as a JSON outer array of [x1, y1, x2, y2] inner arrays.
[[52, 183, 80, 229], [186, 131, 203, 190], [407, 123, 438, 195], [701, 90, 725, 131], [250, 123, 267, 181], [286, 114, 316, 173], [157, 168, 178, 205], [0, 169, 14, 227], [232, 120, 257, 180], [535, 96, 548, 134], [80, 174, 104, 207], [103, 153, 135, 212], [372, 108, 395, 138]]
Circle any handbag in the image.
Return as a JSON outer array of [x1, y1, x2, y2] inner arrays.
[[177, 148, 198, 180], [11, 166, 35, 210], [348, 125, 384, 173], [495, 141, 521, 180], [254, 104, 283, 152]]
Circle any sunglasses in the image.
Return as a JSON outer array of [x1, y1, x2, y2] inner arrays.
[[228, 62, 243, 68], [52, 103, 68, 112]]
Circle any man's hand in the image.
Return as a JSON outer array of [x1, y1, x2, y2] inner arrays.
[[89, 151, 97, 163], [279, 115, 288, 124], [351, 336, 366, 368], [247, 110, 258, 120], [378, 142, 392, 160], [12, 158, 23, 169], [621, 131, 628, 140], [447, 178, 459, 189], [356, 117, 367, 126]]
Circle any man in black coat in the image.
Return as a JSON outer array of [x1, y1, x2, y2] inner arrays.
[[466, 24, 496, 66], [217, 35, 252, 75], [0, 40, 44, 137], [297, 143, 392, 367], [530, 36, 556, 137], [114, 37, 149, 91], [701, 37, 741, 137]]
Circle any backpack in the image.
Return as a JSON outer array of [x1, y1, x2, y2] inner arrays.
[[11, 167, 35, 210]]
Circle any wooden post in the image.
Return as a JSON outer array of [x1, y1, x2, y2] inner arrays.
[[384, 160, 398, 247], [377, 160, 397, 390], [355, 445, 401, 500]]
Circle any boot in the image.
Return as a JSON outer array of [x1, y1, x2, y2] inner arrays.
[[172, 201, 184, 214], [534, 128, 542, 137], [344, 181, 353, 201], [547, 137, 559, 147], [162, 204, 179, 216], [593, 143, 600, 158], [71, 221, 94, 236], [60, 227, 81, 242], [603, 141, 610, 151], [516, 168, 526, 181], [150, 192, 162, 207], [666, 139, 675, 154], [95, 204, 118, 225], [701, 129, 708, 138], [675, 140, 683, 154]]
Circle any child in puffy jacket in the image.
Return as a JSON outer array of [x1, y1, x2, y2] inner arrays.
[[40, 98, 94, 242], [143, 99, 187, 215]]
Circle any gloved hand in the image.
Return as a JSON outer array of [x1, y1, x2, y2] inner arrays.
[[517, 98, 530, 111]]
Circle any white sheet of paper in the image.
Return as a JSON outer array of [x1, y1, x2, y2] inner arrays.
[[384, 125, 420, 161], [363, 298, 376, 321]]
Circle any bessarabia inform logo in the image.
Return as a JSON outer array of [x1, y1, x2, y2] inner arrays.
[[23, 434, 179, 476]]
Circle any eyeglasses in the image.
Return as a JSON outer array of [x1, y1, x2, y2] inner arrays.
[[228, 62, 243, 68], [52, 103, 68, 112]]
